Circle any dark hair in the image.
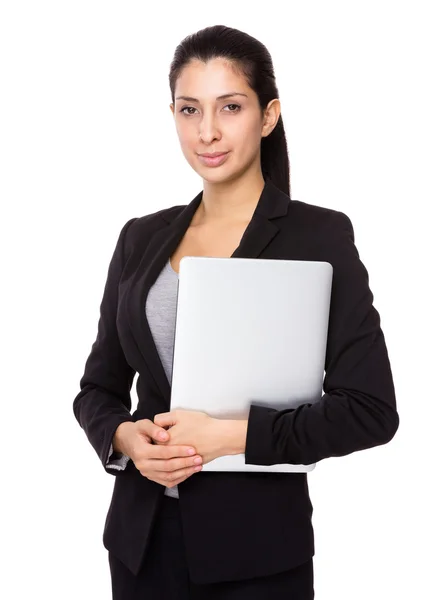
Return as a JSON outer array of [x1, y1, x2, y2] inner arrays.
[[168, 25, 291, 198]]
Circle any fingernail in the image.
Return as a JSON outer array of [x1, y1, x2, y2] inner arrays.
[[159, 432, 168, 440], [188, 448, 195, 455]]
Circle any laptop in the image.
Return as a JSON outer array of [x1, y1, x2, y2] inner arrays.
[[170, 256, 333, 473]]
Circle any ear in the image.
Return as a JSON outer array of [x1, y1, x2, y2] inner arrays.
[[262, 98, 281, 137]]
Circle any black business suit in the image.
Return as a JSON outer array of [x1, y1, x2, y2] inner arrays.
[[73, 179, 399, 586]]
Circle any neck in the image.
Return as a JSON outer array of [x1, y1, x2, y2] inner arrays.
[[196, 172, 265, 225]]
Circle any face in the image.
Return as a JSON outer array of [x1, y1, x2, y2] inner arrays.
[[170, 57, 280, 183]]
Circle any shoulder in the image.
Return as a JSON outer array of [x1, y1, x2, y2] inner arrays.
[[125, 204, 185, 235], [117, 204, 186, 256], [286, 200, 360, 271], [289, 199, 354, 239]]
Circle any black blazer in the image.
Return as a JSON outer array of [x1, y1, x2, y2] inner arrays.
[[73, 179, 399, 585]]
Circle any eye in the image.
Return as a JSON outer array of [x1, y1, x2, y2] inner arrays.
[[223, 103, 241, 112], [180, 106, 198, 115], [179, 103, 241, 115]]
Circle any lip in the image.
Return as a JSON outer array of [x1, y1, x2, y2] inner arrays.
[[197, 152, 229, 167]]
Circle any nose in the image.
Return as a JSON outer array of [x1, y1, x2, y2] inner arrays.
[[198, 113, 222, 144]]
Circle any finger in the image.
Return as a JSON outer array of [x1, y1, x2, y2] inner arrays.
[[152, 454, 203, 473], [163, 464, 203, 483], [136, 418, 170, 443], [154, 411, 177, 429], [147, 444, 197, 460], [153, 428, 169, 442]]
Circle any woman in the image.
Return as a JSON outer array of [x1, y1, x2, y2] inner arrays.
[[73, 25, 399, 599]]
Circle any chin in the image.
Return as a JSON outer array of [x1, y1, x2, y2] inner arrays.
[[200, 173, 237, 186]]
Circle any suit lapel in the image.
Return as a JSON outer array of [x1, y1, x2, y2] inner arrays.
[[127, 179, 291, 406]]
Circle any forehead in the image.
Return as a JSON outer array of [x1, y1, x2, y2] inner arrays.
[[175, 58, 249, 100]]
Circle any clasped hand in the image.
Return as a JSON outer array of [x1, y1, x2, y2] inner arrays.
[[154, 409, 225, 465]]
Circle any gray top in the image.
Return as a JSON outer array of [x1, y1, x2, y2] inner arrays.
[[106, 258, 180, 499]]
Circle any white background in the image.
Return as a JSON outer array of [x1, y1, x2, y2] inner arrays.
[[1, 1, 432, 598]]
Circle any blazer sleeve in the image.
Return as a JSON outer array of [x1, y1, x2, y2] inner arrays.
[[244, 211, 399, 466], [73, 217, 138, 475]]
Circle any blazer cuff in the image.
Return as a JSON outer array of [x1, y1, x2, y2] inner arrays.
[[245, 404, 288, 465]]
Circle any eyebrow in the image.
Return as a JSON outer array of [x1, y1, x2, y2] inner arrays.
[[175, 92, 248, 102]]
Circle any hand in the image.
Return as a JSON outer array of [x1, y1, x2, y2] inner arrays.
[[154, 409, 225, 465], [113, 419, 203, 487]]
